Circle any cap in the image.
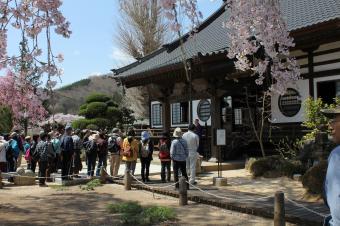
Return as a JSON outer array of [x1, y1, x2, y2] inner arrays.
[[141, 131, 150, 141], [321, 106, 340, 118]]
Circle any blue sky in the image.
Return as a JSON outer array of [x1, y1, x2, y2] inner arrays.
[[6, 0, 223, 88]]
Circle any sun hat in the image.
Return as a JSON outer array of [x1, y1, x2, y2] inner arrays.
[[173, 127, 182, 138], [89, 133, 99, 141], [141, 131, 150, 142], [321, 106, 340, 118], [25, 136, 31, 140]]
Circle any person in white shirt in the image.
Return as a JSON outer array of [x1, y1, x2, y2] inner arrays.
[[0, 136, 8, 172], [182, 124, 199, 184]]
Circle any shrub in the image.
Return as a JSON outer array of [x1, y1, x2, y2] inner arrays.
[[249, 155, 304, 178], [81, 179, 102, 191], [245, 157, 257, 171], [106, 100, 118, 107], [86, 102, 107, 118], [86, 124, 98, 130], [302, 161, 328, 194], [86, 93, 110, 103], [106, 202, 176, 225], [88, 118, 111, 129], [72, 118, 90, 130], [106, 106, 122, 120]]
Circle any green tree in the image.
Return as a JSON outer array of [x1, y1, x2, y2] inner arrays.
[[302, 97, 340, 140], [0, 106, 13, 133], [72, 93, 135, 130]]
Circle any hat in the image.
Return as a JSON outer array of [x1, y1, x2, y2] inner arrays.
[[89, 133, 99, 141], [141, 131, 150, 142], [111, 128, 119, 134], [173, 127, 182, 138], [65, 124, 72, 131], [25, 136, 31, 140], [10, 132, 17, 138], [321, 106, 340, 118]]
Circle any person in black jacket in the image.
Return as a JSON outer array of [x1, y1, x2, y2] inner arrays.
[[139, 131, 153, 182], [84, 133, 98, 178], [37, 132, 48, 186], [60, 124, 74, 181], [29, 134, 39, 173]]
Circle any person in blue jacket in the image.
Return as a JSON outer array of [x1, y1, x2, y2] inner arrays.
[[321, 107, 340, 226]]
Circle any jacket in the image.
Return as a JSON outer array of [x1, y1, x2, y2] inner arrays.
[[170, 138, 188, 162], [122, 137, 139, 162], [182, 130, 199, 155], [324, 145, 340, 225], [37, 141, 49, 162]]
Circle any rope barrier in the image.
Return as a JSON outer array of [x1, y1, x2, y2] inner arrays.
[[129, 172, 178, 189], [186, 181, 273, 202], [2, 169, 96, 179], [285, 197, 328, 218]]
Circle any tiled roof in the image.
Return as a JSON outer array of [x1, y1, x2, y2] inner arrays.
[[115, 0, 340, 78]]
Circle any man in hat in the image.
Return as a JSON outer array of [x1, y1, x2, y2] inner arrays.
[[321, 107, 340, 226], [60, 124, 74, 181], [170, 127, 189, 189]]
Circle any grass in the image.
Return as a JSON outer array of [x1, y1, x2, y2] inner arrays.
[[80, 179, 102, 191], [106, 201, 176, 225]]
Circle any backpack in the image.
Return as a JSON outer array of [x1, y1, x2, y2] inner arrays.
[[84, 140, 97, 155], [24, 148, 31, 161], [122, 146, 132, 158], [159, 142, 170, 160], [47, 141, 56, 160], [140, 142, 150, 158], [5, 141, 14, 161], [108, 136, 120, 154], [30, 142, 40, 162]]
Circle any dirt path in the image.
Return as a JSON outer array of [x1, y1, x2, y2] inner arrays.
[[0, 183, 296, 226]]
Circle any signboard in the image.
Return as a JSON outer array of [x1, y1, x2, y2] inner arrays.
[[216, 129, 226, 146]]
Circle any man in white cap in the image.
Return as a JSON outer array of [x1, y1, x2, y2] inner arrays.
[[321, 107, 340, 226]]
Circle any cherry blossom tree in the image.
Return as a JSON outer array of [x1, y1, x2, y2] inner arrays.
[[0, 0, 71, 128]]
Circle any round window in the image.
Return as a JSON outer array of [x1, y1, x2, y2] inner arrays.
[[197, 99, 211, 122], [278, 88, 302, 117]]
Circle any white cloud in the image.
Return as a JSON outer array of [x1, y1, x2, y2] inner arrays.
[[109, 46, 135, 68]]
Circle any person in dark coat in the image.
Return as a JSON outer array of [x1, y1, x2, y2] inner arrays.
[[139, 131, 153, 182], [37, 132, 48, 186], [60, 124, 74, 181]]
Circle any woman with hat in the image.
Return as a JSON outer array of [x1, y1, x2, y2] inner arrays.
[[170, 127, 189, 189], [139, 131, 153, 182], [158, 132, 171, 183], [122, 128, 139, 175]]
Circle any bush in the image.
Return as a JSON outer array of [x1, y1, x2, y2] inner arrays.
[[86, 102, 107, 118], [107, 202, 176, 225], [86, 124, 98, 130], [86, 93, 110, 103], [72, 118, 90, 130], [106, 106, 122, 120], [80, 179, 103, 191], [302, 161, 328, 194], [249, 155, 305, 178], [88, 118, 111, 129]]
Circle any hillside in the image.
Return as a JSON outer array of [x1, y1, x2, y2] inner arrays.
[[53, 74, 123, 114]]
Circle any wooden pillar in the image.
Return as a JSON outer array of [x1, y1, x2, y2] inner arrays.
[[0, 170, 2, 189], [274, 191, 285, 226], [208, 92, 221, 162], [162, 99, 171, 133], [124, 170, 132, 190], [179, 176, 188, 206]]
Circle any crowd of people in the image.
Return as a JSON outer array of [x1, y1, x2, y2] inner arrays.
[[0, 122, 202, 188]]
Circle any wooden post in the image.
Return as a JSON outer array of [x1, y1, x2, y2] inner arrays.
[[124, 170, 131, 190], [0, 170, 2, 189], [274, 191, 285, 226], [179, 176, 188, 206], [99, 166, 107, 184]]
